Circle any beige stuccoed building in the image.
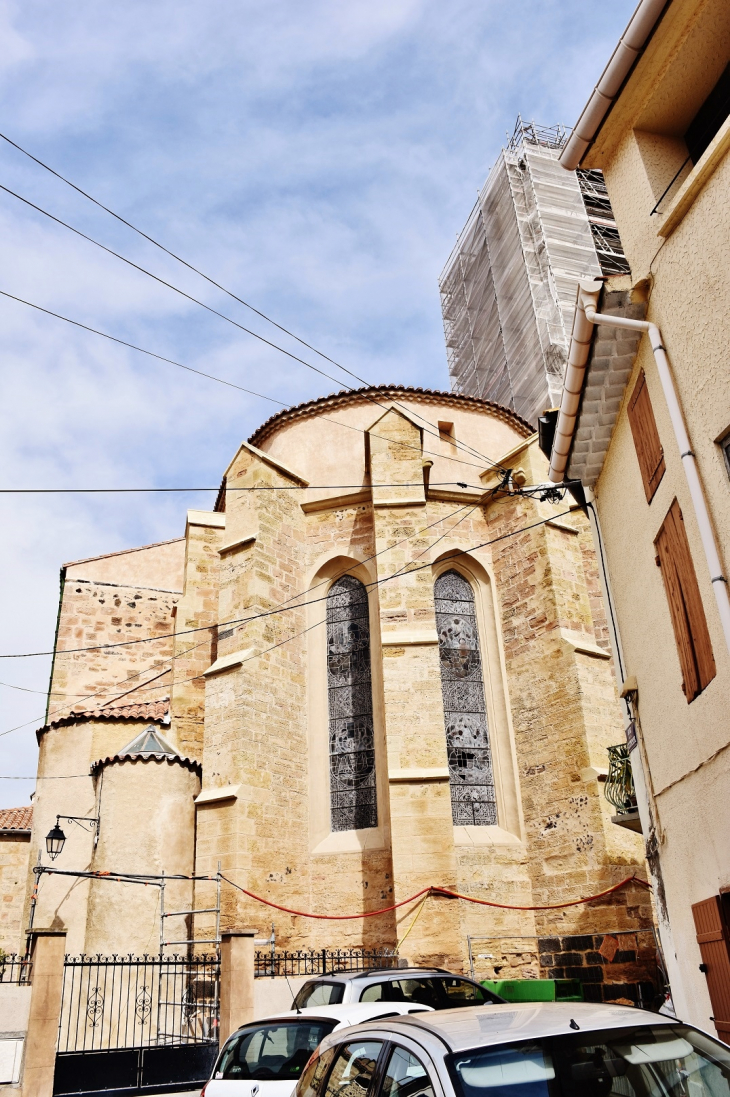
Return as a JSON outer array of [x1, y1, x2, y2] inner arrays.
[[23, 386, 656, 999], [550, 0, 730, 1039]]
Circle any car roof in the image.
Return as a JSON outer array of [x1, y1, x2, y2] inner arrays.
[[302, 968, 456, 984], [339, 1002, 677, 1051], [278, 1002, 433, 1023], [231, 1001, 434, 1033]]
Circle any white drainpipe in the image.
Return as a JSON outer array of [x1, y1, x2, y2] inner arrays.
[[549, 279, 730, 654]]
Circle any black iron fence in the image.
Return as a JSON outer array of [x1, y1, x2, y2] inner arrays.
[[0, 953, 32, 984], [255, 947, 399, 978], [57, 954, 219, 1053]]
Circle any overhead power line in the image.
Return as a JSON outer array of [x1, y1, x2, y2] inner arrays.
[[0, 183, 351, 391], [0, 289, 284, 405], [0, 183, 511, 474], [0, 289, 487, 473], [0, 494, 493, 725], [0, 492, 503, 714], [0, 482, 480, 494], [0, 495, 568, 662], [0, 501, 574, 744], [0, 130, 512, 473]]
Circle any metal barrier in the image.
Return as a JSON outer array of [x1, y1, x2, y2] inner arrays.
[[255, 948, 399, 978], [54, 954, 220, 1097], [0, 953, 32, 984], [605, 743, 638, 814]]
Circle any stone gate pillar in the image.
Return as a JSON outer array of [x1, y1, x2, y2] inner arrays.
[[22, 929, 66, 1097], [219, 930, 255, 1044]]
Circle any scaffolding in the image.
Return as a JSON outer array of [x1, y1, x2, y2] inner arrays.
[[440, 117, 629, 427]]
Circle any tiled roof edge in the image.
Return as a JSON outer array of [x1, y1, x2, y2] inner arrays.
[[90, 753, 201, 775], [0, 805, 33, 832], [248, 385, 535, 448], [37, 699, 170, 742]]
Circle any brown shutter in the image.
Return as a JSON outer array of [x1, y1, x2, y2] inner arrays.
[[692, 895, 730, 1039], [627, 370, 666, 503], [654, 499, 716, 701]]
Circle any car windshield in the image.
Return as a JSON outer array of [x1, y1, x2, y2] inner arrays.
[[293, 982, 346, 1010], [360, 977, 494, 1009], [447, 1023, 730, 1097], [215, 1020, 337, 1082]]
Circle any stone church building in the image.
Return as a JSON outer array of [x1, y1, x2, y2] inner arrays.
[[21, 386, 653, 984]]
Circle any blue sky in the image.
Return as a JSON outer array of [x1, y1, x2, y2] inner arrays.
[[0, 0, 636, 804]]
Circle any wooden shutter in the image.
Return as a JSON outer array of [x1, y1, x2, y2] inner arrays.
[[628, 370, 666, 503], [692, 895, 730, 1039], [654, 500, 716, 701]]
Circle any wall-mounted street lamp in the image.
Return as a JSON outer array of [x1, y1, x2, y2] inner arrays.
[[45, 815, 99, 860]]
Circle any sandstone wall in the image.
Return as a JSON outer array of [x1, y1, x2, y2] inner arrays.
[[0, 834, 31, 955]]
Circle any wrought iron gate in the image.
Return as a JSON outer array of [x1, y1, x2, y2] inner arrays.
[[54, 954, 220, 1097]]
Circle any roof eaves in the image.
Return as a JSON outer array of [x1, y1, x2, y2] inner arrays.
[[91, 753, 201, 776], [566, 289, 647, 487], [63, 537, 185, 570], [560, 0, 672, 170], [248, 386, 534, 449], [37, 699, 170, 742]]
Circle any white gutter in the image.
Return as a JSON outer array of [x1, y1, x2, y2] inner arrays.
[[548, 280, 603, 483], [549, 279, 730, 654], [559, 0, 669, 170]]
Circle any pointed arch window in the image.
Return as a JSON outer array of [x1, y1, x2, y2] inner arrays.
[[326, 575, 377, 831], [434, 570, 497, 826]]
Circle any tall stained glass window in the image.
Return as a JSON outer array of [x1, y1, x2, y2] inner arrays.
[[434, 570, 497, 825], [326, 576, 378, 831]]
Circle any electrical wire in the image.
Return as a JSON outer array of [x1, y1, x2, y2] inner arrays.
[[0, 494, 496, 724], [220, 874, 651, 920], [0, 493, 497, 738], [0, 288, 490, 474], [0, 131, 515, 472], [23, 863, 652, 917], [0, 485, 534, 659], [0, 501, 574, 743], [0, 774, 89, 779], [0, 288, 285, 405], [0, 482, 481, 494]]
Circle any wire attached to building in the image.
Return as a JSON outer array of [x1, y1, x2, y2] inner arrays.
[[220, 874, 651, 920], [0, 501, 572, 660]]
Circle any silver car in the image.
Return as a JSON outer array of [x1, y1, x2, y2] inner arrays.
[[291, 969, 502, 1012], [294, 1001, 730, 1097]]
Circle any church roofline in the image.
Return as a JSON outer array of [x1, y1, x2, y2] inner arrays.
[[62, 537, 185, 570], [36, 699, 170, 743], [90, 752, 201, 776], [247, 385, 535, 449]]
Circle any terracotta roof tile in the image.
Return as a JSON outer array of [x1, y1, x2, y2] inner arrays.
[[0, 806, 33, 831], [91, 753, 201, 776], [37, 699, 170, 740], [68, 699, 170, 723], [248, 385, 535, 449]]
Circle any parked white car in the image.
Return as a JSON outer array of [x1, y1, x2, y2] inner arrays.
[[291, 969, 501, 1011], [202, 1002, 435, 1097], [294, 1001, 730, 1097]]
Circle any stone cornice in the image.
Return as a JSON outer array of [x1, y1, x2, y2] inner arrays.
[[248, 386, 535, 448]]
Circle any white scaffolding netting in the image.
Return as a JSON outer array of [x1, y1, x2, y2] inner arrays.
[[440, 120, 628, 428]]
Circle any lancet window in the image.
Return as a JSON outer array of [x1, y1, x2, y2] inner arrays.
[[326, 575, 378, 832], [434, 570, 497, 826]]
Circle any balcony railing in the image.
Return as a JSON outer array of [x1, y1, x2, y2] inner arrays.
[[605, 744, 638, 815]]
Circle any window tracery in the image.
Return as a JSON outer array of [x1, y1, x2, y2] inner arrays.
[[326, 575, 377, 831], [434, 570, 497, 826]]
